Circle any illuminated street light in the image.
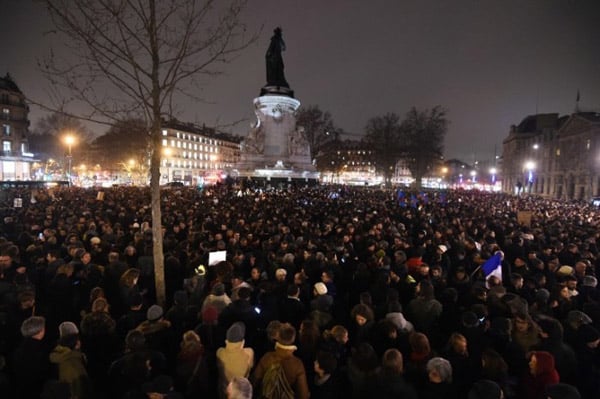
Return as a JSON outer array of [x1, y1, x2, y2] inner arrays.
[[63, 134, 77, 186], [470, 170, 477, 182]]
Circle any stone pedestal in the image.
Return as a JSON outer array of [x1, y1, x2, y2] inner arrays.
[[236, 94, 319, 183]]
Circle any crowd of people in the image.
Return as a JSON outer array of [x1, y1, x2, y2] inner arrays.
[[0, 183, 599, 399]]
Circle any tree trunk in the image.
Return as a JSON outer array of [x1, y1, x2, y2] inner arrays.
[[149, 0, 165, 307]]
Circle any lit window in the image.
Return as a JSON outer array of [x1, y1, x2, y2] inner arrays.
[[2, 108, 9, 120], [162, 139, 167, 146], [176, 132, 180, 139], [586, 139, 591, 150], [2, 124, 9, 135], [162, 129, 167, 136], [3, 140, 11, 151]]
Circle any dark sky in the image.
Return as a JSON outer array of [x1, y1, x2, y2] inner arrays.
[[1, 0, 599, 162]]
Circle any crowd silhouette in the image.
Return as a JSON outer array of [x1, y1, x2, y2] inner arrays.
[[0, 183, 598, 399]]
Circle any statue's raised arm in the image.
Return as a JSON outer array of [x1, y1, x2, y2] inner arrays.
[[265, 27, 289, 88]]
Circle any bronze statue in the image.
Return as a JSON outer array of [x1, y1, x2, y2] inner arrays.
[[265, 27, 289, 88]]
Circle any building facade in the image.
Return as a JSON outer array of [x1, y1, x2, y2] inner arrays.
[[160, 120, 241, 185], [315, 139, 381, 185], [0, 74, 34, 180], [502, 112, 600, 200]]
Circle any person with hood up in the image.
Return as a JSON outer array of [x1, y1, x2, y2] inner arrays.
[[522, 350, 560, 399]]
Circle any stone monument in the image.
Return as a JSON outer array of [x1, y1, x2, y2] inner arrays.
[[236, 27, 319, 184]]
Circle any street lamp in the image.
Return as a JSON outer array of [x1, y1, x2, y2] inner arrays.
[[63, 135, 76, 186]]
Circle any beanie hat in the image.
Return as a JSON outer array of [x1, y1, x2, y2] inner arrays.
[[21, 316, 45, 337], [147, 304, 164, 321], [557, 265, 574, 276], [314, 282, 328, 295], [583, 275, 598, 288], [59, 321, 79, 338], [212, 283, 225, 296], [226, 322, 246, 343], [90, 236, 101, 245], [438, 245, 448, 254], [468, 379, 502, 399], [579, 324, 600, 344], [567, 310, 592, 325], [546, 383, 581, 399]]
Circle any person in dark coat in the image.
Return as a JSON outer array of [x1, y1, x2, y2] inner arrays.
[[368, 348, 417, 399], [116, 291, 146, 339], [278, 284, 307, 330], [218, 287, 261, 348], [136, 304, 177, 369], [311, 350, 342, 399], [421, 357, 457, 399], [573, 324, 600, 399], [444, 333, 477, 398], [108, 329, 167, 399], [534, 317, 578, 385], [12, 316, 52, 399], [79, 297, 121, 397]]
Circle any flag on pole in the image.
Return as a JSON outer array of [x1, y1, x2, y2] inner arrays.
[[482, 251, 503, 287]]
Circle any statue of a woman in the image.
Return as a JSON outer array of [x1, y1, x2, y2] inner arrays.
[[265, 27, 289, 88]]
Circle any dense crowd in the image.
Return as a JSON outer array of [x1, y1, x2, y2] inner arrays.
[[0, 183, 599, 399]]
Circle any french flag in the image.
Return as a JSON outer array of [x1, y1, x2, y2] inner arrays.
[[482, 251, 503, 287]]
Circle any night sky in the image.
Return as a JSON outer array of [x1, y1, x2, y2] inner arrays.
[[1, 0, 599, 163]]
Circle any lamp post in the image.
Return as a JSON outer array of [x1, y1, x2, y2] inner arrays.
[[63, 135, 76, 186]]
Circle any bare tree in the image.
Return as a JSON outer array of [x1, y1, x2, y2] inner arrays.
[[400, 106, 448, 189], [364, 112, 402, 186], [295, 105, 338, 159], [41, 0, 257, 305], [30, 112, 94, 164]]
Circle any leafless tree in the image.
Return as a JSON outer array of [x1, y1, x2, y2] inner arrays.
[[40, 0, 257, 305]]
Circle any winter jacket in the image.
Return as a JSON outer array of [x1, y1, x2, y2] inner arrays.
[[216, 340, 254, 397], [49, 344, 93, 399], [251, 343, 309, 399]]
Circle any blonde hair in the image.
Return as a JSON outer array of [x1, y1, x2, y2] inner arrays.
[[92, 297, 109, 313], [119, 268, 140, 287]]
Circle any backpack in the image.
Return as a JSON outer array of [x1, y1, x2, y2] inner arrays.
[[261, 361, 295, 399]]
